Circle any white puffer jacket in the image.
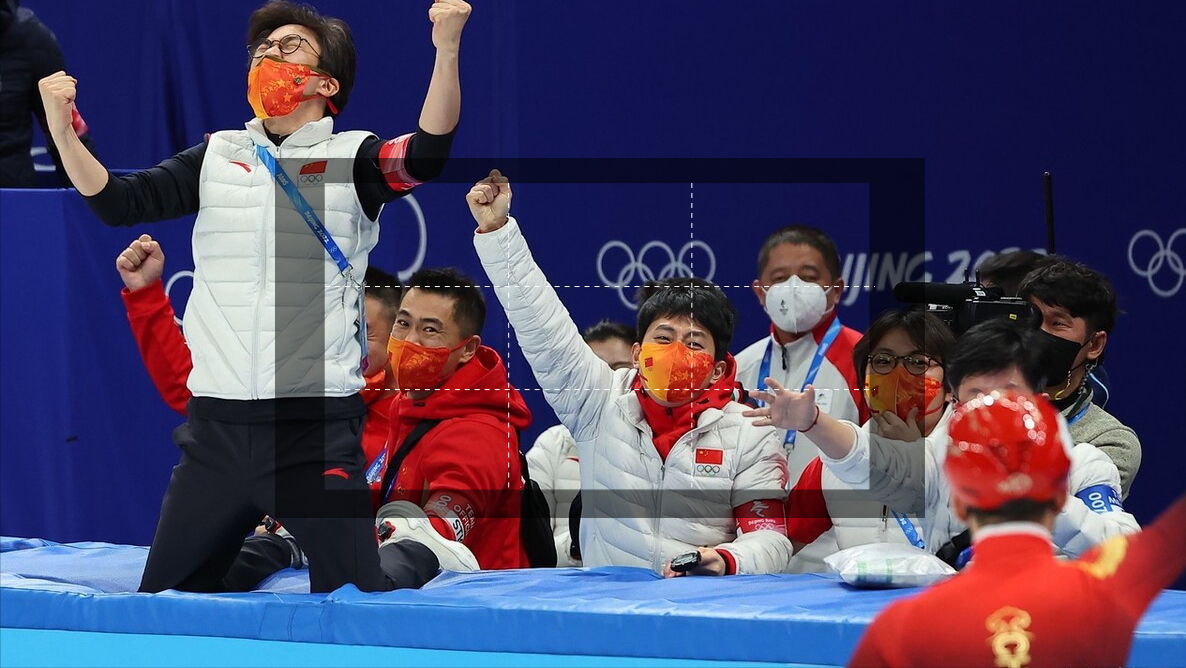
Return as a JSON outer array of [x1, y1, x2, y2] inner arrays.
[[526, 425, 583, 567], [822, 405, 1140, 557], [186, 117, 378, 400], [475, 218, 793, 574]]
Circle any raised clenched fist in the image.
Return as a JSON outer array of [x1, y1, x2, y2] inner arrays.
[[429, 0, 471, 51], [37, 71, 79, 139], [467, 169, 512, 233], [116, 234, 166, 292]]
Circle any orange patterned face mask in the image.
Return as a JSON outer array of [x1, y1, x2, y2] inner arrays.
[[387, 335, 469, 393], [865, 367, 944, 424], [246, 56, 336, 119], [637, 341, 715, 404]]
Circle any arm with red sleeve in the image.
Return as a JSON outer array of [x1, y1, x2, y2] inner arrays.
[[353, 128, 456, 221], [1080, 492, 1186, 618], [786, 457, 835, 548], [416, 421, 509, 547], [711, 424, 794, 574], [121, 279, 192, 415]]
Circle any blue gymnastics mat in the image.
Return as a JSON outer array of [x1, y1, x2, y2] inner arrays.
[[2, 538, 1184, 666]]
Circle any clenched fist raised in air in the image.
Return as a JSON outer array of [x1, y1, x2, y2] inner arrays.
[[37, 71, 79, 139], [429, 0, 472, 51], [467, 169, 512, 233], [116, 234, 166, 293]]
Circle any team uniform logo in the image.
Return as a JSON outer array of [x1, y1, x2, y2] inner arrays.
[[299, 160, 327, 185], [693, 447, 726, 478], [985, 606, 1034, 668]]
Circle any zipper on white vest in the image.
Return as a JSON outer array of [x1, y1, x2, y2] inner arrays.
[[249, 143, 275, 399]]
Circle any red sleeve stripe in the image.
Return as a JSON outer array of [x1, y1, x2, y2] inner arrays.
[[735, 499, 788, 536], [378, 133, 422, 193], [717, 548, 738, 575]]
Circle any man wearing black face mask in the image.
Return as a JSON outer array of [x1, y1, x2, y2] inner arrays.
[[1019, 259, 1141, 499]]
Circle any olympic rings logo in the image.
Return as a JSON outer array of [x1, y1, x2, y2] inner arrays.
[[597, 240, 717, 310], [1128, 228, 1186, 298], [695, 464, 721, 475], [299, 173, 324, 185], [165, 270, 194, 327], [390, 193, 428, 282]]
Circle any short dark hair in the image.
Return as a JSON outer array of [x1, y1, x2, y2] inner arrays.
[[583, 319, 636, 345], [364, 265, 401, 322], [1018, 258, 1119, 335], [977, 250, 1055, 297], [405, 267, 486, 339], [945, 318, 1046, 398], [246, 1, 356, 116], [966, 498, 1058, 525], [635, 277, 737, 362], [756, 225, 842, 281], [854, 308, 955, 394]]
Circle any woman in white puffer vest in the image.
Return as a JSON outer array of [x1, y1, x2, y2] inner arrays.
[[469, 171, 794, 576], [787, 310, 957, 556]]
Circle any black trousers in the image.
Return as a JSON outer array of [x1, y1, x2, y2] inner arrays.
[[139, 405, 385, 594], [221, 532, 295, 592]]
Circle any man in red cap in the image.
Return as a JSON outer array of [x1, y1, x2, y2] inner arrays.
[[848, 391, 1186, 667]]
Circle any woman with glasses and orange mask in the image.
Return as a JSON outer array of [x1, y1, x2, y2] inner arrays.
[[785, 309, 957, 558], [37, 0, 471, 595]]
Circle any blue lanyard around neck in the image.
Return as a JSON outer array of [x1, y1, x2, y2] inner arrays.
[[756, 316, 842, 446], [891, 510, 926, 550], [254, 144, 358, 287]]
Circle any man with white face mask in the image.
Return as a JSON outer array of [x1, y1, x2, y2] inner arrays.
[[735, 225, 867, 572]]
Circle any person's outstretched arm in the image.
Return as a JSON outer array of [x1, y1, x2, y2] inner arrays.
[[469, 170, 614, 442], [116, 235, 193, 415], [40, 71, 203, 225], [360, 0, 469, 213], [37, 71, 108, 195], [419, 0, 468, 135], [746, 378, 860, 460], [26, 19, 97, 188]]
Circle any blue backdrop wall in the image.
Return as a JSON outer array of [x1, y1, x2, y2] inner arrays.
[[2, 2, 1183, 571]]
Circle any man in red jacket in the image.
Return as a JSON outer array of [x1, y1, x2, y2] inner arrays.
[[372, 266, 533, 585], [848, 391, 1186, 667], [116, 234, 401, 587]]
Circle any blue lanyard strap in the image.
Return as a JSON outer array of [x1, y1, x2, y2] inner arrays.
[[891, 510, 926, 550], [757, 316, 843, 445], [254, 144, 359, 288]]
